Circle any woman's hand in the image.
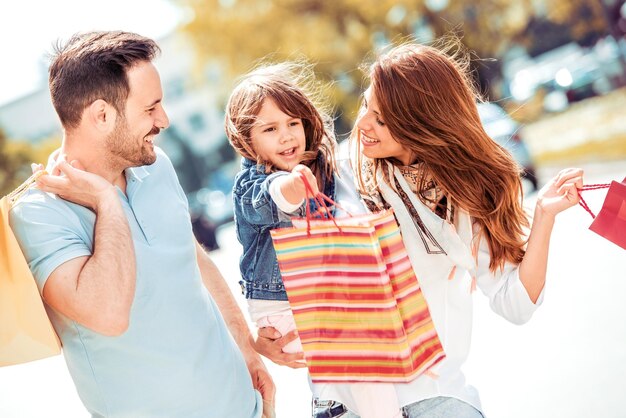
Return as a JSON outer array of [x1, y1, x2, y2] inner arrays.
[[254, 326, 307, 369], [536, 168, 584, 218]]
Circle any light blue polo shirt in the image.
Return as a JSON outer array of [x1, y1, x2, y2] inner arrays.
[[10, 148, 262, 418]]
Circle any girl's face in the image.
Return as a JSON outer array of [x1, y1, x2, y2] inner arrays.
[[356, 87, 411, 165], [250, 98, 307, 171]]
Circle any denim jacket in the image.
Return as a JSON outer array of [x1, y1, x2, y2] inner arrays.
[[233, 156, 335, 300]]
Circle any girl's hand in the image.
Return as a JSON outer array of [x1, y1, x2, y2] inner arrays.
[[276, 164, 319, 205], [536, 168, 584, 218], [291, 164, 319, 196]]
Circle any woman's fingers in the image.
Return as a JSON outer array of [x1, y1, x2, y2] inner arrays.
[[557, 182, 581, 203], [257, 326, 281, 339], [254, 327, 306, 368], [276, 330, 301, 349], [554, 168, 584, 188]]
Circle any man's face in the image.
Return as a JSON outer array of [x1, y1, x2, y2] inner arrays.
[[106, 61, 169, 167]]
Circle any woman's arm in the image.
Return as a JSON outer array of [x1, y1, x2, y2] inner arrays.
[[519, 168, 584, 302]]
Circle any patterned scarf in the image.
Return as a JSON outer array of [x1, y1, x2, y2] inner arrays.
[[358, 158, 455, 255]]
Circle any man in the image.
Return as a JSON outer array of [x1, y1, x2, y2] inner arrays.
[[9, 31, 273, 417]]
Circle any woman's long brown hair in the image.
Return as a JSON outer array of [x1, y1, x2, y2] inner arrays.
[[355, 40, 528, 271]]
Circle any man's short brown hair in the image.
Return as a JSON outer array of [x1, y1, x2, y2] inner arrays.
[[48, 31, 160, 129]]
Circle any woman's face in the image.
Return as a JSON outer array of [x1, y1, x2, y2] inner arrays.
[[355, 87, 412, 165]]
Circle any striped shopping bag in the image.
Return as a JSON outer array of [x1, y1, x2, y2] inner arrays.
[[271, 208, 445, 383]]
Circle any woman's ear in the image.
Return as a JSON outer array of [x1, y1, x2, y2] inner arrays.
[[85, 99, 118, 133]]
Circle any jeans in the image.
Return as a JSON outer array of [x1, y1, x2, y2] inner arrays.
[[312, 397, 484, 418], [312, 399, 359, 418]]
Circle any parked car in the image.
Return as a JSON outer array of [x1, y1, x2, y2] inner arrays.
[[187, 172, 235, 251], [477, 102, 539, 192]]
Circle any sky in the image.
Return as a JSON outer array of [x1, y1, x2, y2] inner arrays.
[[0, 0, 185, 106]]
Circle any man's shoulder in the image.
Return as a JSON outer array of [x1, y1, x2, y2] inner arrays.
[[12, 188, 68, 214], [9, 188, 84, 230]]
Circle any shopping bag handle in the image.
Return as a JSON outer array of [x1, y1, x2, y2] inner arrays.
[[299, 172, 349, 234], [7, 170, 47, 207], [577, 183, 611, 219], [298, 172, 352, 218]]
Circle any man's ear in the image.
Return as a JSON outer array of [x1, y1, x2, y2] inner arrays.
[[85, 99, 117, 132]]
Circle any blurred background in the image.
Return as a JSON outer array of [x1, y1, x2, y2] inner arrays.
[[2, 0, 626, 247], [1, 1, 625, 417]]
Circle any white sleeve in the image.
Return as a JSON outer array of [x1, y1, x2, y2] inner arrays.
[[268, 174, 304, 214], [475, 235, 544, 325]]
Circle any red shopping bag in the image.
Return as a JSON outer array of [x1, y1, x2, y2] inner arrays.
[[270, 180, 444, 383], [579, 177, 626, 250]]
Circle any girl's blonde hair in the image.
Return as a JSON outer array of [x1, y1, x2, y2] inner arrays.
[[354, 40, 529, 271], [225, 62, 336, 186]]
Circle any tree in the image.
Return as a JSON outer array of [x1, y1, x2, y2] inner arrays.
[[0, 129, 60, 196], [176, 0, 616, 122]]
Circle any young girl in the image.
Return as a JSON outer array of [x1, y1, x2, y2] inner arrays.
[[225, 62, 352, 363], [257, 42, 584, 418], [227, 61, 417, 418]]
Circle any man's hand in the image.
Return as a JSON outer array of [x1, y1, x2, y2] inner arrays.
[[36, 161, 116, 212], [255, 327, 307, 369], [194, 242, 277, 408], [241, 348, 276, 415]]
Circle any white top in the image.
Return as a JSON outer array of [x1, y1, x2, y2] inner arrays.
[[310, 159, 543, 417], [256, 152, 543, 417]]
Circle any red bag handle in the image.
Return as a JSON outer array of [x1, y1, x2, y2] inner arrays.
[[298, 172, 350, 234], [298, 174, 352, 217], [577, 183, 611, 219]]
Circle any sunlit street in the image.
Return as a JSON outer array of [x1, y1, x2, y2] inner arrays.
[[1, 159, 624, 418], [2, 0, 626, 417]]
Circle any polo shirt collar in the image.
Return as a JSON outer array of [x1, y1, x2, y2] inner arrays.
[[126, 165, 151, 183]]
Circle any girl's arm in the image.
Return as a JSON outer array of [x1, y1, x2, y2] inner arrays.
[[519, 168, 584, 302]]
